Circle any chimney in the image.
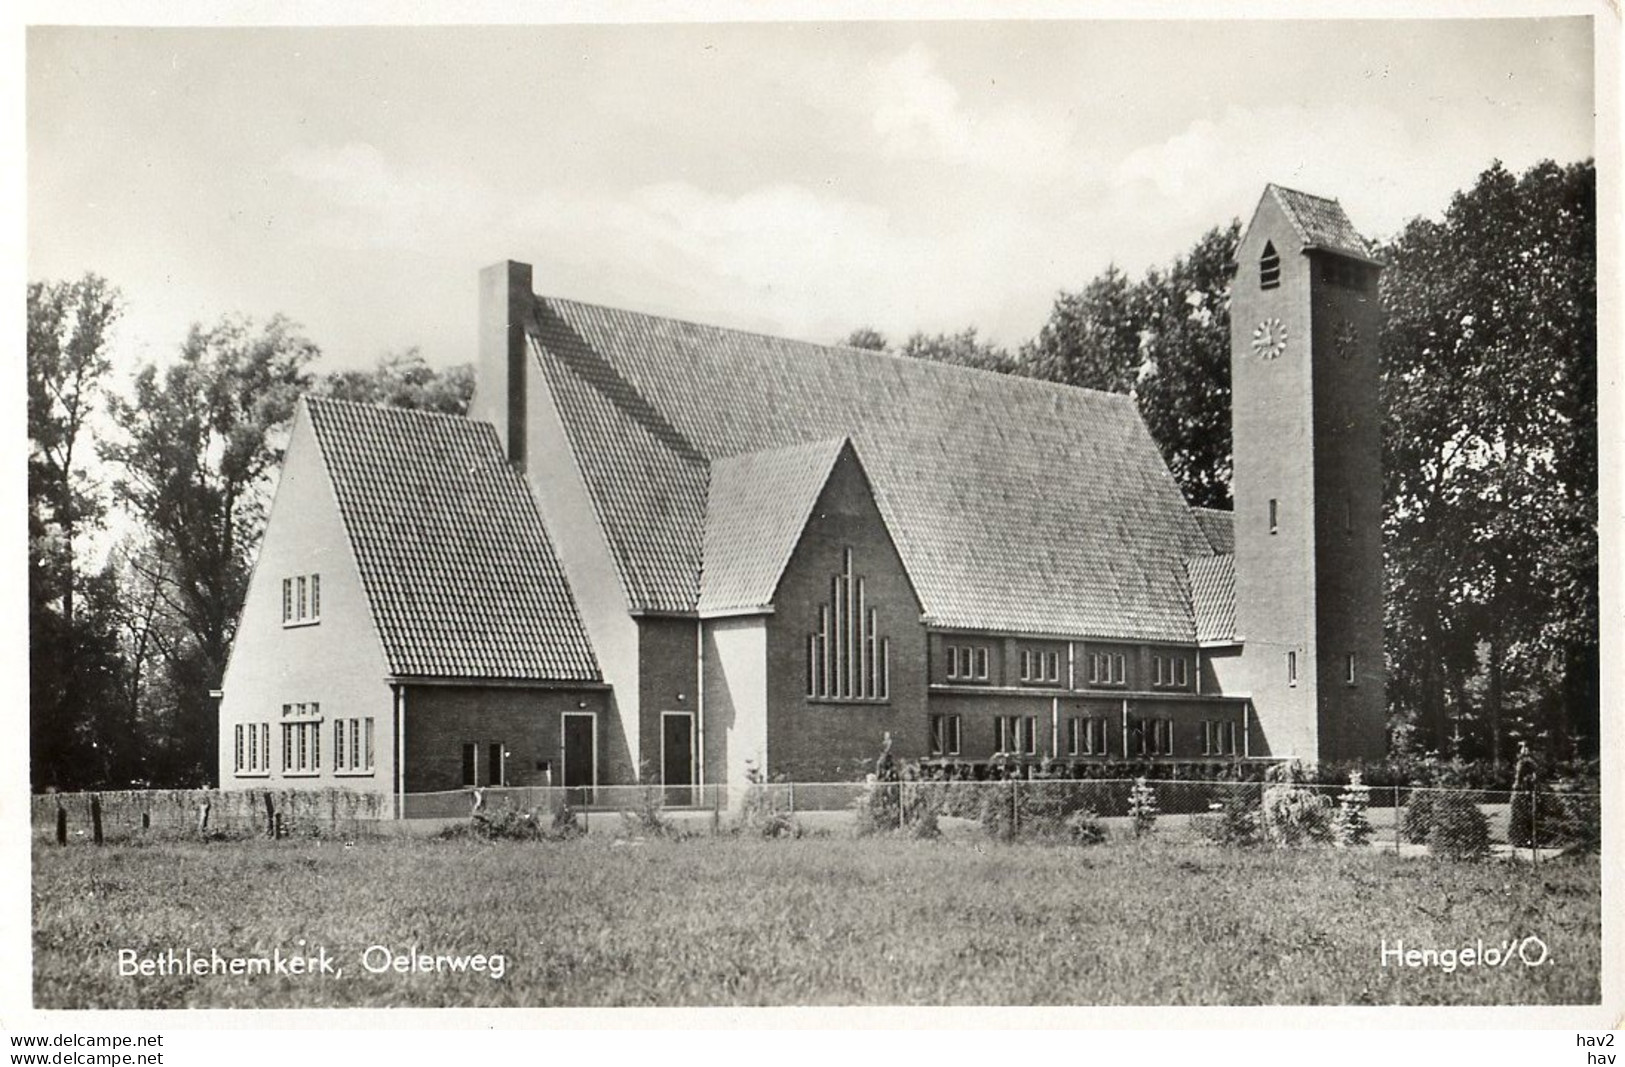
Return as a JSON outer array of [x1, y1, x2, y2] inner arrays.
[[477, 260, 533, 470]]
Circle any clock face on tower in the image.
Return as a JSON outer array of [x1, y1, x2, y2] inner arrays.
[[1251, 317, 1288, 360]]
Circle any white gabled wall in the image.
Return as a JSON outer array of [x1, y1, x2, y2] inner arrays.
[[514, 343, 643, 785], [217, 405, 395, 798]]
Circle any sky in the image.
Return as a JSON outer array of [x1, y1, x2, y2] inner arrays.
[[26, 17, 1596, 378]]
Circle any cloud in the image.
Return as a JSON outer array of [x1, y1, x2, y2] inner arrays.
[[277, 142, 498, 251], [865, 43, 1089, 186]]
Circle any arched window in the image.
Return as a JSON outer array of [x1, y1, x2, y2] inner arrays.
[[1259, 241, 1281, 290]]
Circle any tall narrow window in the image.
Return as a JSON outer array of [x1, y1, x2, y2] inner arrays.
[[1345, 652, 1357, 686], [1269, 498, 1279, 535], [281, 579, 293, 623], [807, 550, 890, 700], [310, 574, 321, 619], [1260, 241, 1281, 290], [1288, 650, 1298, 686], [461, 743, 477, 787]]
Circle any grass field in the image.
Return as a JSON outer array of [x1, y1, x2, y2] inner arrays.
[[32, 833, 1600, 1008]]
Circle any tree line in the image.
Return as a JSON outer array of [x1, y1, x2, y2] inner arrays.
[[27, 292, 474, 790], [844, 160, 1597, 765], [27, 158, 1594, 791]]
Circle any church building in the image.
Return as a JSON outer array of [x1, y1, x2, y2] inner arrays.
[[215, 184, 1387, 808]]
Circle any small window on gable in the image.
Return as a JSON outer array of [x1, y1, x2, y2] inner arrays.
[[1260, 241, 1281, 290]]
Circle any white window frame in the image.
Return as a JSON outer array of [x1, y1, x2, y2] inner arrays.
[[282, 572, 322, 627]]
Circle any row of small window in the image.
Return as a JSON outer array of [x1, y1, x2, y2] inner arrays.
[[1149, 655, 1189, 689], [1018, 650, 1061, 684], [927, 714, 1241, 758], [281, 573, 321, 626], [944, 644, 990, 681], [232, 715, 375, 775]]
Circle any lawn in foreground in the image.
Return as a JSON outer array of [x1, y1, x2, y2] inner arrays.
[[32, 834, 1599, 1008]]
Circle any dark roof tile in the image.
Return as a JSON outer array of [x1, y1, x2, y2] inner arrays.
[[305, 397, 599, 682]]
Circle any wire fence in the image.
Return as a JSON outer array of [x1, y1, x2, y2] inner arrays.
[[33, 777, 1601, 860]]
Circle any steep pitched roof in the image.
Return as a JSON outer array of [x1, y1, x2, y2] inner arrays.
[[530, 298, 1215, 642], [1184, 554, 1238, 645], [698, 437, 848, 614], [1267, 185, 1376, 262], [305, 397, 599, 682], [1191, 506, 1234, 555]]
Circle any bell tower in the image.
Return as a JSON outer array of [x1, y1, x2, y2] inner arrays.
[[1229, 185, 1386, 763]]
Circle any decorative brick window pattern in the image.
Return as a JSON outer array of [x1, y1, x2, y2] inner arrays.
[[807, 549, 889, 701]]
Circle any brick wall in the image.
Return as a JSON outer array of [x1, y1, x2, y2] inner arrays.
[[401, 685, 609, 793], [1230, 194, 1323, 760], [765, 446, 927, 781]]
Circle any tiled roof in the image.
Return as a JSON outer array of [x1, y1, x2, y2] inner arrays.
[[1184, 554, 1238, 645], [305, 397, 600, 682], [1191, 506, 1234, 555], [1268, 185, 1374, 261], [530, 297, 1215, 642], [699, 438, 848, 614]]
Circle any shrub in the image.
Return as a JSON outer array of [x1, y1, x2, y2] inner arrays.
[[1553, 779, 1601, 853], [1064, 808, 1107, 846], [978, 786, 1017, 843], [1261, 761, 1331, 847], [1401, 789, 1437, 844], [852, 776, 902, 836], [1196, 790, 1262, 848], [1426, 793, 1491, 860], [1128, 778, 1158, 838], [908, 804, 941, 840], [548, 803, 583, 840], [619, 784, 676, 838], [1507, 789, 1567, 849], [1330, 772, 1374, 847]]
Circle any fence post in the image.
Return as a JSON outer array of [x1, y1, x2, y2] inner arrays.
[[1530, 782, 1538, 866], [55, 804, 67, 846], [1393, 785, 1401, 854], [264, 793, 275, 838], [91, 795, 103, 846]]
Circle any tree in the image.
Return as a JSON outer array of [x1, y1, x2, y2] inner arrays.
[[1018, 265, 1143, 394], [1021, 224, 1239, 509], [1131, 222, 1240, 510], [321, 348, 474, 416], [1378, 159, 1596, 762], [897, 327, 1017, 374], [27, 274, 124, 790], [103, 314, 318, 785], [840, 327, 889, 352]]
